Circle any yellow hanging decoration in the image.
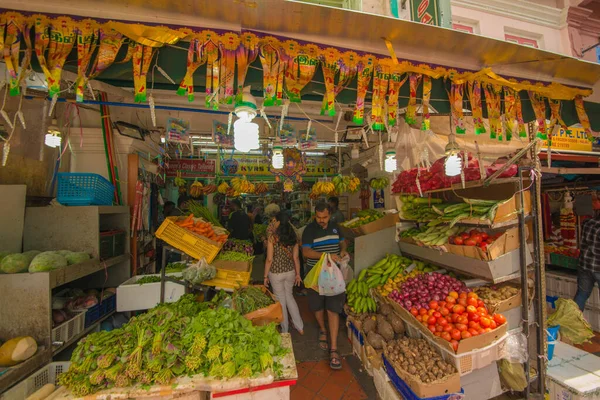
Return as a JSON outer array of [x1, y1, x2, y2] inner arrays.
[[549, 99, 567, 133], [1, 12, 32, 96], [406, 73, 422, 126], [132, 43, 156, 103], [202, 30, 221, 110], [387, 67, 408, 127], [467, 81, 485, 135], [574, 96, 593, 140], [236, 32, 260, 103], [219, 32, 241, 105], [449, 82, 465, 134], [259, 36, 284, 107], [177, 37, 207, 102], [283, 43, 319, 103], [421, 75, 432, 131], [371, 62, 390, 130], [484, 84, 503, 140], [320, 47, 341, 116], [503, 87, 517, 141], [529, 91, 548, 140], [104, 21, 186, 48], [75, 19, 99, 102], [353, 54, 376, 125]]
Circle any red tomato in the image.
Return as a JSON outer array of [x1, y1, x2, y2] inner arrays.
[[480, 232, 489, 240], [460, 232, 470, 240], [494, 314, 507, 325], [428, 316, 437, 325], [464, 238, 477, 246], [467, 292, 478, 299], [449, 291, 459, 299], [451, 329, 462, 340], [433, 311, 441, 318], [458, 298, 468, 307], [467, 297, 478, 307], [439, 307, 450, 317], [477, 300, 485, 308], [484, 328, 493, 333], [452, 305, 466, 315], [459, 292, 468, 299], [437, 317, 448, 326], [455, 323, 468, 332], [438, 301, 447, 309], [468, 321, 480, 329], [448, 236, 455, 245], [479, 243, 488, 252], [443, 324, 454, 333], [466, 305, 477, 314], [469, 313, 480, 323], [451, 340, 459, 352], [428, 309, 436, 316], [441, 332, 452, 342], [446, 296, 457, 305], [436, 325, 444, 332], [457, 315, 469, 325], [429, 300, 439, 310], [410, 308, 419, 317], [453, 237, 464, 245], [461, 331, 472, 339], [471, 234, 483, 244], [428, 325, 437, 333], [477, 307, 488, 316], [489, 320, 497, 329], [477, 328, 486, 335], [469, 229, 480, 236], [468, 328, 480, 337], [419, 308, 428, 316], [450, 313, 460, 323]]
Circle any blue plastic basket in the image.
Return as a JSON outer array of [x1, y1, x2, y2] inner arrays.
[[82, 293, 116, 328], [57, 173, 114, 206], [383, 354, 465, 400]]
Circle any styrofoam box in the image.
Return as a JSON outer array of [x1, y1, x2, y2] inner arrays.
[[210, 385, 291, 400], [116, 274, 186, 312], [460, 361, 504, 400], [374, 367, 403, 400], [404, 321, 507, 376], [0, 362, 70, 400]]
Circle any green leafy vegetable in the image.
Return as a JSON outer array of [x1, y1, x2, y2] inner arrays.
[[232, 286, 274, 315]]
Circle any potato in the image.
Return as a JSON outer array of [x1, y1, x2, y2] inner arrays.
[[362, 318, 377, 334], [367, 331, 386, 349]]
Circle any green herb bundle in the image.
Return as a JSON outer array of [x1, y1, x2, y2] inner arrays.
[[216, 251, 255, 262], [232, 286, 274, 315]]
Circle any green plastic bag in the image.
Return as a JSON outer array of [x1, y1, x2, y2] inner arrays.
[[304, 254, 326, 291], [547, 298, 594, 345]]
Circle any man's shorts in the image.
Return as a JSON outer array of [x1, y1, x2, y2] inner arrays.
[[307, 289, 346, 313]]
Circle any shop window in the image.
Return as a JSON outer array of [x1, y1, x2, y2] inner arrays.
[[453, 23, 474, 34], [505, 34, 539, 48]]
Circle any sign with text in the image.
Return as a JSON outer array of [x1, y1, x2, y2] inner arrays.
[[166, 158, 216, 177], [166, 118, 190, 144], [218, 155, 335, 177], [410, 0, 441, 26], [542, 127, 593, 152]]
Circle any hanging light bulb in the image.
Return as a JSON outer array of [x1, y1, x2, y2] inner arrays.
[[384, 150, 397, 173], [444, 133, 462, 177], [45, 118, 61, 148], [272, 146, 284, 169], [351, 144, 360, 159], [234, 119, 259, 152]]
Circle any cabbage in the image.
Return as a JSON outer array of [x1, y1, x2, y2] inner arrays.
[[23, 250, 40, 257], [57, 250, 74, 257], [65, 252, 90, 265], [0, 252, 10, 265], [29, 252, 68, 272], [1, 252, 37, 274]]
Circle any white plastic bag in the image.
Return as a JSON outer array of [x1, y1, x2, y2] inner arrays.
[[338, 254, 353, 283], [318, 254, 346, 296]]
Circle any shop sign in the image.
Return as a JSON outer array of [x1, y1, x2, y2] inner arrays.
[[166, 159, 216, 177], [212, 120, 234, 148], [542, 127, 593, 152], [410, 0, 440, 26], [305, 158, 335, 176], [166, 118, 190, 144], [220, 155, 335, 176]]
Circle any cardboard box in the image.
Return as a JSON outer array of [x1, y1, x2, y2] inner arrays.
[[476, 283, 522, 314], [446, 227, 524, 261], [386, 297, 507, 354], [212, 259, 252, 272], [345, 213, 400, 237], [458, 191, 531, 224]]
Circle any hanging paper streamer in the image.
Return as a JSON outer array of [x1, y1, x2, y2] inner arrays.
[[320, 47, 341, 116], [503, 87, 517, 141], [529, 91, 547, 140], [2, 13, 32, 96], [202, 31, 221, 109], [89, 28, 124, 79], [279, 123, 297, 146], [449, 82, 466, 134], [17, 19, 33, 93], [321, 50, 358, 116], [259, 37, 284, 107], [574, 96, 593, 140], [34, 15, 76, 98], [219, 32, 240, 105], [515, 91, 527, 138], [421, 76, 432, 131], [75, 19, 98, 102], [212, 120, 234, 148], [282, 41, 319, 103], [387, 70, 408, 127], [371, 63, 390, 131], [549, 99, 567, 134], [299, 127, 317, 150], [483, 84, 502, 140], [236, 32, 259, 103], [132, 43, 155, 103], [176, 37, 207, 102], [353, 54, 376, 125], [405, 73, 422, 126], [467, 81, 485, 135]]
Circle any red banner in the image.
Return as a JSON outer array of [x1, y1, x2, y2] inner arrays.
[[165, 159, 216, 177]]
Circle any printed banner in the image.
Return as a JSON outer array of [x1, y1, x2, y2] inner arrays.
[[373, 189, 385, 209], [165, 158, 216, 177], [541, 127, 593, 152], [166, 117, 190, 144], [212, 120, 234, 148]]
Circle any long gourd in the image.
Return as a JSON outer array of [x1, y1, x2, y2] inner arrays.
[[26, 384, 55, 400]]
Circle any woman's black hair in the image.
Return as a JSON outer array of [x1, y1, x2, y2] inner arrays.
[[274, 211, 297, 247]]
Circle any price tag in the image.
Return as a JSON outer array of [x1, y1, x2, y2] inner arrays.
[[404, 263, 416, 274]]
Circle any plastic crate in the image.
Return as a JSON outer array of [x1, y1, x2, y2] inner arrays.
[[156, 217, 223, 262], [0, 362, 70, 400], [51, 312, 85, 347], [214, 264, 252, 285], [382, 355, 465, 400], [550, 253, 579, 270], [79, 293, 116, 328], [57, 172, 114, 206]]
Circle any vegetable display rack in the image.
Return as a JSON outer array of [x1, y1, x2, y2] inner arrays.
[[156, 217, 223, 263], [56, 173, 114, 206]]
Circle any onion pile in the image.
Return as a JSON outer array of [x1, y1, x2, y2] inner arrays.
[[389, 272, 468, 310]]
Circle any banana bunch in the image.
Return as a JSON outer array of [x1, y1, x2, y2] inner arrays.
[[332, 175, 350, 194], [174, 171, 186, 187], [226, 187, 241, 197], [189, 179, 204, 198], [255, 183, 269, 194], [310, 181, 335, 197], [377, 270, 422, 298], [218, 182, 230, 194], [202, 184, 217, 195], [231, 177, 255, 193], [347, 176, 360, 193], [370, 177, 390, 190]]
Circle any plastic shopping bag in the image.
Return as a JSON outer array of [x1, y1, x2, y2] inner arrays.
[[318, 254, 346, 296], [304, 253, 326, 291], [338, 254, 353, 283]]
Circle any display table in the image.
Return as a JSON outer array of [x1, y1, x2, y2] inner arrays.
[[54, 334, 297, 400], [546, 342, 600, 400]]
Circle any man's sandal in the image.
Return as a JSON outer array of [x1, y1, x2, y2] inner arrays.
[[330, 349, 342, 370]]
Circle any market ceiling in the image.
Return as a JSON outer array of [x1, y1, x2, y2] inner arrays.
[[7, 0, 600, 89]]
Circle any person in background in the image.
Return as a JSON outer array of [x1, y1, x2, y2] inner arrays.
[[177, 195, 190, 214], [163, 201, 181, 218], [574, 211, 600, 311], [253, 206, 264, 225], [227, 199, 252, 240], [284, 203, 293, 219], [264, 212, 304, 335], [328, 196, 345, 224], [302, 202, 348, 370]]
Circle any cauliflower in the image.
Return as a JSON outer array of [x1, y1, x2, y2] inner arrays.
[[29, 252, 68, 272], [65, 252, 90, 265]]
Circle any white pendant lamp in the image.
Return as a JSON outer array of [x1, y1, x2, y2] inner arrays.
[[45, 118, 61, 148], [233, 86, 259, 152], [272, 140, 284, 169], [384, 150, 397, 173], [444, 133, 462, 177]]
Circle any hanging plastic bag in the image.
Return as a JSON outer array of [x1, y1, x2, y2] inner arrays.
[[499, 331, 528, 363], [304, 253, 326, 291], [547, 298, 594, 345], [338, 254, 353, 283], [318, 254, 346, 296], [498, 359, 527, 391]]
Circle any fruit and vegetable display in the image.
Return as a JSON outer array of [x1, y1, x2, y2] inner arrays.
[[0, 336, 38, 367], [174, 172, 186, 188], [448, 229, 502, 253], [474, 284, 520, 309], [399, 196, 508, 226], [384, 336, 458, 383], [174, 214, 229, 244], [332, 174, 361, 194], [57, 295, 287, 396], [360, 303, 406, 350], [135, 276, 164, 285], [232, 286, 275, 315], [189, 179, 204, 198], [391, 154, 518, 194], [231, 177, 256, 194], [0, 250, 90, 274], [404, 225, 467, 247], [254, 182, 269, 194], [370, 177, 390, 190], [310, 181, 335, 197], [201, 183, 218, 195], [341, 209, 385, 229], [218, 181, 230, 194], [187, 201, 223, 227], [222, 239, 254, 256], [181, 259, 217, 284], [216, 251, 255, 262], [52, 288, 115, 327], [165, 262, 188, 273], [388, 272, 468, 312]]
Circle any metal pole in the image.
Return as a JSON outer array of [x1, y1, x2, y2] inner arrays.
[[518, 167, 531, 398], [160, 246, 168, 303]]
